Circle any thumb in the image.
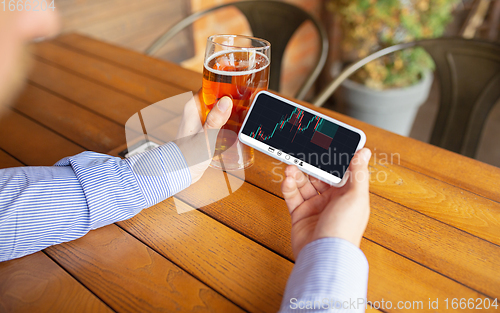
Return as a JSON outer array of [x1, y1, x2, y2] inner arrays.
[[204, 96, 233, 130], [346, 148, 371, 192]]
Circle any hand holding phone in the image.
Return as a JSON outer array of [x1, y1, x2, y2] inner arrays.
[[238, 91, 366, 187], [282, 148, 371, 256]]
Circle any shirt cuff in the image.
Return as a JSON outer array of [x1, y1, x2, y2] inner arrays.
[[280, 237, 369, 312], [125, 142, 191, 207]]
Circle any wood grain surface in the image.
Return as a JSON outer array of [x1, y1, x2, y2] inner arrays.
[[27, 59, 153, 125], [30, 42, 189, 104], [0, 150, 23, 168], [0, 109, 84, 166], [0, 252, 112, 313], [44, 34, 499, 302], [54, 33, 500, 205], [177, 167, 500, 299], [15, 83, 126, 153], [54, 33, 203, 92], [45, 224, 244, 313], [172, 168, 498, 304], [40, 35, 500, 247], [1, 33, 499, 313], [119, 198, 293, 313]]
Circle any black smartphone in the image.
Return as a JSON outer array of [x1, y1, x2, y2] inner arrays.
[[238, 91, 366, 186]]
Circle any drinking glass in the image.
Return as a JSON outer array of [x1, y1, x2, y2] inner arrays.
[[201, 34, 270, 170]]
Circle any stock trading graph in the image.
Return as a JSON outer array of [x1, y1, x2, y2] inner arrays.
[[241, 93, 361, 176], [248, 107, 338, 150]]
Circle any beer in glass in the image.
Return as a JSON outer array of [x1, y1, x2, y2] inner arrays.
[[202, 35, 270, 170]]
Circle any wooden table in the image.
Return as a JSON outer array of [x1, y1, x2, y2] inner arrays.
[[1, 33, 499, 313]]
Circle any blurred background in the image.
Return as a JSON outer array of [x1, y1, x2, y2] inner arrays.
[[55, 0, 499, 167]]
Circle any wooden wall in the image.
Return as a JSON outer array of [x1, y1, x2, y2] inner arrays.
[[55, 0, 325, 98], [56, 0, 194, 62]]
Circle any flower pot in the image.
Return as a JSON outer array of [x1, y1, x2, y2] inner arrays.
[[341, 71, 433, 136]]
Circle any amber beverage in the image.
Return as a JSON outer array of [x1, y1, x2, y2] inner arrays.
[[201, 35, 270, 170]]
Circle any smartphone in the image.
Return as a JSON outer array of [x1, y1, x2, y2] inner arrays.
[[238, 91, 366, 187]]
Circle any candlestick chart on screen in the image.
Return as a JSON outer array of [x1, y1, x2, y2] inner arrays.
[[241, 93, 361, 176], [248, 107, 338, 150]]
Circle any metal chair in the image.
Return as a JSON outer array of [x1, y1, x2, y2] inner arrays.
[[145, 0, 329, 100], [312, 38, 500, 158]]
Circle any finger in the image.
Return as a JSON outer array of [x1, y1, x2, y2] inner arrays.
[[281, 174, 305, 214], [345, 148, 371, 193], [289, 195, 325, 225], [285, 165, 318, 200], [309, 176, 331, 194], [203, 96, 233, 130], [176, 93, 204, 139]]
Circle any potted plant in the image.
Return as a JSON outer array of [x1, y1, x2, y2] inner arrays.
[[328, 0, 460, 136]]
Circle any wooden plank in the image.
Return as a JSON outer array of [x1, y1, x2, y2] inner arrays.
[[118, 197, 491, 313], [239, 149, 500, 247], [361, 239, 490, 313], [53, 34, 500, 205], [27, 58, 180, 137], [367, 155, 500, 245], [14, 84, 125, 154], [367, 194, 500, 299], [53, 33, 203, 92], [27, 34, 500, 304], [176, 168, 293, 260], [0, 252, 112, 313], [45, 224, 244, 313], [118, 198, 293, 313], [176, 167, 500, 299], [0, 109, 84, 166], [28, 59, 155, 125], [45, 34, 498, 297], [30, 41, 188, 105], [0, 150, 23, 169], [298, 99, 500, 204], [32, 36, 500, 256]]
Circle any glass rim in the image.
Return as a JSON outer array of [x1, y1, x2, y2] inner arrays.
[[207, 34, 270, 50]]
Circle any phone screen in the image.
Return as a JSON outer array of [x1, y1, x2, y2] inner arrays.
[[241, 93, 361, 180]]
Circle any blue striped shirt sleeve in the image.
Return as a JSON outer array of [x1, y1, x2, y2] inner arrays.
[[280, 238, 369, 312], [0, 142, 191, 262]]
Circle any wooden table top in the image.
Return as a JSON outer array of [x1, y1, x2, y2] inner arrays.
[[0, 33, 499, 313]]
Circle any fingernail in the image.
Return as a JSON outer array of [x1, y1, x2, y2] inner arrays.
[[217, 97, 231, 112], [361, 148, 371, 162]]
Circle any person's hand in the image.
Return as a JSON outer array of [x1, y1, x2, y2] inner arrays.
[[174, 91, 233, 184], [281, 148, 372, 258]]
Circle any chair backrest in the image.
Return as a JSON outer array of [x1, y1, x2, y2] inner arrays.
[[312, 38, 500, 158], [419, 38, 500, 157], [145, 0, 328, 100]]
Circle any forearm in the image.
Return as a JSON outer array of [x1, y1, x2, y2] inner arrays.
[[279, 238, 369, 312], [0, 142, 191, 262], [0, 165, 91, 261], [58, 142, 191, 229]]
